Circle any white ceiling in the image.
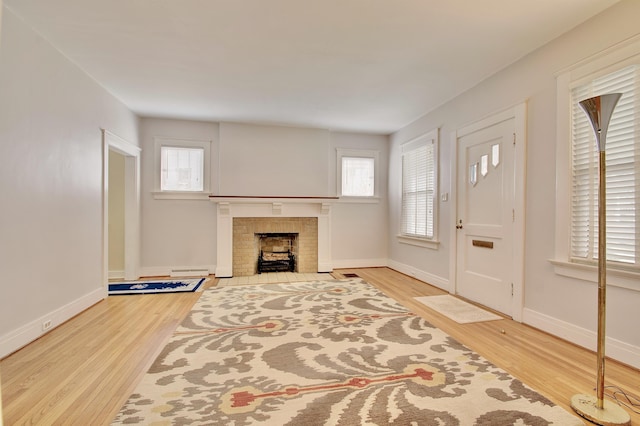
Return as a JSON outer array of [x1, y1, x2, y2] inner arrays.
[[4, 0, 619, 134]]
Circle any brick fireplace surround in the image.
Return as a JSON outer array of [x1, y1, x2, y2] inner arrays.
[[212, 198, 333, 277], [233, 217, 318, 276]]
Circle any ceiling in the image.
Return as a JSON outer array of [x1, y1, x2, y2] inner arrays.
[[4, 0, 619, 134]]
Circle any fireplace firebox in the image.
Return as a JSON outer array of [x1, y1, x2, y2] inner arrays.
[[256, 233, 297, 273]]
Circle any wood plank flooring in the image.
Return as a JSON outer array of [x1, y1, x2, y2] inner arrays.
[[2, 268, 639, 425]]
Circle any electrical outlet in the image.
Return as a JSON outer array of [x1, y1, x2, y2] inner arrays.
[[42, 320, 52, 331]]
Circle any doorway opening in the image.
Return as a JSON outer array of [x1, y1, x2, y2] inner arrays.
[[102, 129, 141, 288]]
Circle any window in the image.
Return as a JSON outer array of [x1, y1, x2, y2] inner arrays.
[[154, 137, 211, 198], [161, 146, 204, 191], [554, 36, 640, 288], [400, 129, 438, 241], [336, 149, 379, 198], [570, 65, 639, 270]]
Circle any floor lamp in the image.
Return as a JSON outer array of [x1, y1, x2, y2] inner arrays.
[[570, 93, 631, 426]]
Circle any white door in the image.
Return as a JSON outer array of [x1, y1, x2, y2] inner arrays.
[[456, 116, 515, 316]]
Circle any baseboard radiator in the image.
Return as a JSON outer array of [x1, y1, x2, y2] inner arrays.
[[170, 268, 210, 278]]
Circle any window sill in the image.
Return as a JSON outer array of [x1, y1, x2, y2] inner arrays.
[[337, 196, 381, 204], [550, 259, 640, 292], [152, 191, 211, 201], [397, 235, 440, 249]]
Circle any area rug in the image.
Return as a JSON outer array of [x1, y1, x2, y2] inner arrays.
[[108, 278, 206, 295], [111, 279, 582, 425], [414, 294, 503, 324]]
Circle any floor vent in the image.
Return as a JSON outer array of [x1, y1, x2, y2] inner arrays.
[[342, 273, 359, 278]]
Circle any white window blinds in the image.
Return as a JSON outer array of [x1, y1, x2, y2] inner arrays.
[[401, 139, 435, 239], [570, 64, 639, 268]]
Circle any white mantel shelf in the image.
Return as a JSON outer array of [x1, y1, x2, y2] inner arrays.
[[209, 195, 338, 203], [213, 196, 334, 277]]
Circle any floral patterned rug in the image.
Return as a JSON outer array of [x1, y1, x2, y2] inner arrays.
[[112, 278, 583, 425]]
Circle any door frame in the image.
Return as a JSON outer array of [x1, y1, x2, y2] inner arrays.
[[102, 129, 141, 290], [448, 102, 527, 321]]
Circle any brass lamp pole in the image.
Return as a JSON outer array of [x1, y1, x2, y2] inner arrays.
[[570, 93, 630, 426]]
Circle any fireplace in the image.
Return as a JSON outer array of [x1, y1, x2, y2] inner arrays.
[[212, 198, 333, 277], [257, 233, 297, 273]]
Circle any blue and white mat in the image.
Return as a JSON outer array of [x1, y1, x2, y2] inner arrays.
[[108, 278, 206, 295]]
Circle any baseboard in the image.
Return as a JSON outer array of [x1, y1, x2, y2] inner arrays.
[[0, 287, 105, 359], [523, 308, 640, 369], [387, 259, 450, 291], [139, 264, 216, 278], [331, 258, 388, 269]]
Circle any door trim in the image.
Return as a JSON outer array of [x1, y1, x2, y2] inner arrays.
[[102, 129, 141, 291], [448, 102, 527, 321]]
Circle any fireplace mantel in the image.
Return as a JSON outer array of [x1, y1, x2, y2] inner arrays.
[[212, 197, 333, 277]]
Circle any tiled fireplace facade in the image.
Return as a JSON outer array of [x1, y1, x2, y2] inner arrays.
[[233, 217, 318, 276]]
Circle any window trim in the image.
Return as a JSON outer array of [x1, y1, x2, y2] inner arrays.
[[336, 148, 380, 200], [153, 137, 212, 200], [553, 35, 640, 290], [397, 128, 439, 245]]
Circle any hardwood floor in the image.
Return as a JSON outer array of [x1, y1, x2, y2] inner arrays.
[[1, 268, 638, 425]]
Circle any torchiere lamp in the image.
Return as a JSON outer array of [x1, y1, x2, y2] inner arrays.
[[570, 93, 631, 426]]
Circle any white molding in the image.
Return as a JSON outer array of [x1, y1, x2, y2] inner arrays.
[[215, 266, 233, 278], [331, 258, 388, 269], [550, 259, 640, 292], [555, 34, 640, 78], [210, 197, 337, 204], [396, 235, 440, 250], [102, 129, 141, 283], [318, 261, 333, 273], [0, 288, 104, 359], [387, 259, 450, 292], [152, 191, 211, 201], [448, 130, 458, 306], [523, 308, 640, 369], [336, 196, 381, 204]]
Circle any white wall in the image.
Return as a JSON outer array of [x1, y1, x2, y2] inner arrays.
[[0, 7, 139, 357], [330, 132, 389, 267], [139, 119, 389, 275], [1, 3, 5, 422], [219, 122, 331, 197], [389, 0, 640, 368], [139, 118, 219, 276]]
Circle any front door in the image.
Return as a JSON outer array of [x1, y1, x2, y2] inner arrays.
[[456, 115, 515, 316]]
